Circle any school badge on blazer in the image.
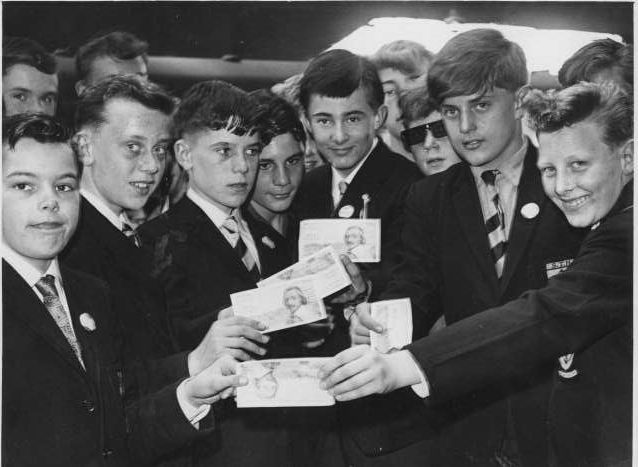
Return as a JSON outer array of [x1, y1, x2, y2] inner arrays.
[[79, 313, 96, 332], [558, 353, 578, 379], [338, 205, 355, 218]]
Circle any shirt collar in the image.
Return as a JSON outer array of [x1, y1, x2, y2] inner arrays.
[[2, 241, 62, 288], [470, 137, 528, 188], [331, 137, 378, 190], [81, 189, 125, 230], [187, 188, 240, 229]]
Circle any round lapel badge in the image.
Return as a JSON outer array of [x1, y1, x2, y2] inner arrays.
[[338, 205, 355, 218], [521, 202, 540, 219]]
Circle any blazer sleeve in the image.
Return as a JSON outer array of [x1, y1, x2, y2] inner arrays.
[[406, 208, 632, 404]]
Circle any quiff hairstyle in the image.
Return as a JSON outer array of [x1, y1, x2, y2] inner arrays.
[[249, 89, 306, 147], [522, 81, 632, 150], [3, 37, 57, 76], [427, 29, 528, 106], [370, 40, 434, 76]]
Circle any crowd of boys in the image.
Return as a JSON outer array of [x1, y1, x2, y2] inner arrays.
[[2, 27, 632, 467]]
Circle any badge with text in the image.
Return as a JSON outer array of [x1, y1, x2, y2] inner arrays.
[[298, 219, 381, 263], [546, 258, 574, 279]]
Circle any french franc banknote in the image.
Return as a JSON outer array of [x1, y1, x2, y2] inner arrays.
[[258, 246, 351, 298], [298, 219, 381, 263], [369, 298, 413, 353], [231, 276, 327, 333], [236, 358, 335, 407]]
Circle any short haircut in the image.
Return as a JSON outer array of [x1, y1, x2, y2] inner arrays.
[[173, 80, 261, 139], [558, 39, 633, 90], [371, 40, 434, 76], [74, 75, 176, 131], [3, 36, 57, 76], [427, 29, 528, 105], [299, 49, 384, 111], [522, 81, 632, 150], [271, 73, 303, 112], [249, 89, 306, 146], [3, 113, 81, 174], [399, 86, 438, 123], [75, 31, 149, 82]]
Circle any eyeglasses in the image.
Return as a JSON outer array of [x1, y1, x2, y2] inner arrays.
[[401, 120, 447, 148]]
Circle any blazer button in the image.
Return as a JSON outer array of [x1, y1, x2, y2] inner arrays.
[[81, 399, 96, 413], [102, 448, 113, 458]]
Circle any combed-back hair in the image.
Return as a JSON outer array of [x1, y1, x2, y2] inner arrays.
[[399, 86, 438, 122], [173, 80, 261, 139], [299, 49, 384, 111], [522, 81, 632, 149], [427, 29, 528, 106], [75, 31, 149, 82], [3, 36, 57, 76], [558, 39, 633, 90], [249, 89, 306, 146], [74, 75, 176, 130], [3, 113, 81, 174], [370, 40, 434, 76]]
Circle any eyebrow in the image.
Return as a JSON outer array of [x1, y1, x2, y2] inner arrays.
[[6, 171, 78, 179]]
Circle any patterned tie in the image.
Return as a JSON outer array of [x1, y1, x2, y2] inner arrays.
[[481, 170, 508, 278], [35, 275, 85, 369], [122, 223, 141, 248], [337, 180, 349, 207], [222, 215, 261, 282]]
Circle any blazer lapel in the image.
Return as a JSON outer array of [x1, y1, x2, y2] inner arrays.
[[3, 261, 87, 377], [452, 165, 500, 292], [499, 145, 546, 294]]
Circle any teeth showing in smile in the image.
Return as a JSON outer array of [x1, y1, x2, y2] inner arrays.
[[131, 182, 152, 189], [562, 195, 589, 209]]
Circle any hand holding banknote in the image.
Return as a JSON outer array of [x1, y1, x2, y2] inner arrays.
[[348, 302, 384, 345], [182, 354, 248, 406]]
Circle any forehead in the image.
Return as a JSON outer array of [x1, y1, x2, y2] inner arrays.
[[538, 121, 609, 163], [186, 126, 260, 147], [99, 98, 171, 135], [87, 55, 147, 84], [260, 133, 302, 161], [3, 64, 58, 93], [307, 87, 376, 116], [378, 68, 408, 84], [3, 138, 76, 175], [441, 87, 513, 107]]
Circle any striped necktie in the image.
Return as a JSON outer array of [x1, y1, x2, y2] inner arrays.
[[122, 223, 141, 247], [222, 215, 261, 282], [35, 275, 85, 369], [481, 170, 507, 278]]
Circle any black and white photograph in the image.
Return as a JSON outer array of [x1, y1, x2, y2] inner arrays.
[[299, 218, 382, 262]]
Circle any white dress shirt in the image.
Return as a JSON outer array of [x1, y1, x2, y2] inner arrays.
[[330, 138, 378, 208]]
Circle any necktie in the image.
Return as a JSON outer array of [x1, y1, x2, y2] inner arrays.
[[222, 215, 261, 282], [336, 180, 349, 207], [122, 223, 141, 248], [481, 170, 507, 278], [35, 275, 85, 369]]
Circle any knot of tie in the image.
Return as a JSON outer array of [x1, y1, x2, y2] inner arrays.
[[122, 223, 141, 247], [338, 180, 349, 196], [222, 216, 239, 236], [35, 274, 57, 298], [481, 169, 500, 187]]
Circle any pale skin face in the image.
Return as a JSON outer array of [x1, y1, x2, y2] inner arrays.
[[175, 127, 261, 214], [538, 120, 633, 228], [3, 64, 59, 116], [407, 112, 461, 176], [378, 67, 428, 140], [76, 98, 172, 215], [76, 55, 148, 96], [251, 133, 304, 221], [3, 139, 80, 273], [440, 87, 524, 168], [304, 87, 386, 177]]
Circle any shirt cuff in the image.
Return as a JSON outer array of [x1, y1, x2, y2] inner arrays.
[[405, 351, 431, 398], [176, 379, 211, 428]]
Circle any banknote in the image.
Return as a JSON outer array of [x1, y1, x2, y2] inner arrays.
[[236, 358, 335, 407], [258, 246, 351, 298], [231, 277, 327, 333], [370, 298, 413, 353], [298, 219, 381, 263]]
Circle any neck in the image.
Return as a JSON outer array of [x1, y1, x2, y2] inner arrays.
[[250, 201, 287, 234], [81, 174, 123, 216], [191, 185, 234, 215]]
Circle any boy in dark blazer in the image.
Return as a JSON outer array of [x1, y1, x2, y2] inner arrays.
[[2, 114, 244, 466], [322, 30, 587, 467]]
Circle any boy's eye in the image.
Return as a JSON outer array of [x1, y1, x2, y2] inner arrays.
[[314, 118, 332, 127], [12, 182, 33, 191], [540, 166, 556, 177], [346, 115, 361, 124], [126, 142, 142, 154], [474, 101, 490, 112], [153, 144, 169, 159], [259, 160, 274, 171], [42, 95, 57, 105], [441, 107, 459, 119], [286, 156, 303, 167], [216, 146, 231, 157], [245, 147, 261, 158], [384, 89, 397, 98], [56, 183, 77, 193], [11, 93, 27, 102], [570, 161, 587, 171]]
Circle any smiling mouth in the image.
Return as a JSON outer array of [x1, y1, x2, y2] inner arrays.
[[30, 221, 64, 231], [331, 147, 353, 155], [462, 140, 482, 150], [560, 195, 591, 210], [130, 181, 154, 194], [426, 157, 445, 166], [270, 192, 292, 199]]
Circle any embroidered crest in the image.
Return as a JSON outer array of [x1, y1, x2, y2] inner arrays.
[[79, 313, 96, 332]]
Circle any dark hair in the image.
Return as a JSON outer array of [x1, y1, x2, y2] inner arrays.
[[249, 89, 306, 146], [173, 80, 261, 139], [74, 75, 176, 130], [522, 81, 632, 150], [371, 40, 434, 76], [3, 36, 57, 76], [299, 49, 384, 111], [428, 29, 528, 106], [3, 113, 81, 174], [399, 86, 438, 123], [75, 31, 149, 82], [558, 39, 633, 90]]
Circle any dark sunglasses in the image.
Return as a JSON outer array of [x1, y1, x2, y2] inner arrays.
[[401, 120, 447, 148]]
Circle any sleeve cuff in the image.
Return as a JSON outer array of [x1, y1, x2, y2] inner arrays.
[[405, 351, 430, 398], [176, 379, 212, 428]]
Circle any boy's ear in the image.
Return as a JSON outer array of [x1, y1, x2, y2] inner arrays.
[[74, 81, 87, 98], [374, 104, 389, 130], [174, 139, 193, 171], [73, 131, 94, 166], [619, 139, 634, 178]]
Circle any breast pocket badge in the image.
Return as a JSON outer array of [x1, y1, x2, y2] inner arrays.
[[558, 353, 578, 379]]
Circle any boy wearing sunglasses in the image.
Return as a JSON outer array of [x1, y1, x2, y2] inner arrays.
[[322, 29, 586, 467], [399, 87, 461, 176]]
